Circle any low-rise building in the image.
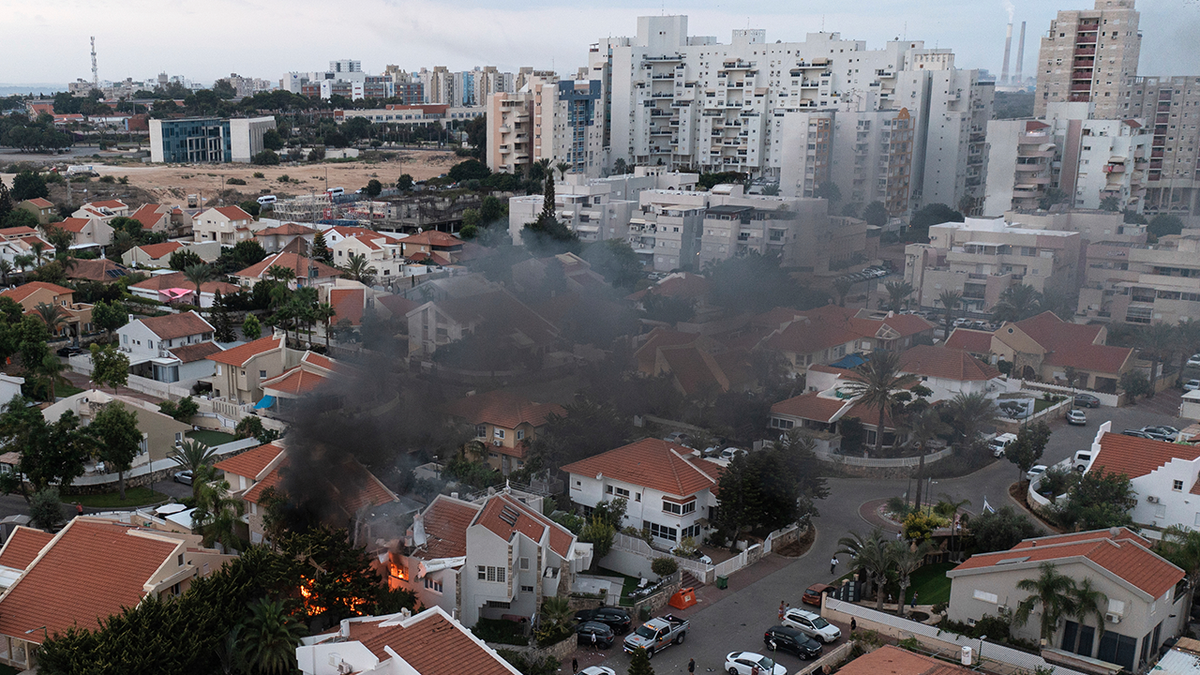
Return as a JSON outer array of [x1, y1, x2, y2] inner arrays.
[[15, 198, 55, 225], [149, 116, 276, 163], [0, 281, 93, 340], [117, 311, 219, 383], [769, 365, 907, 450], [43, 390, 192, 467], [205, 334, 299, 406], [255, 222, 316, 254], [406, 289, 558, 358], [128, 204, 172, 233], [233, 252, 341, 289], [444, 390, 565, 475], [49, 217, 114, 248], [989, 311, 1134, 391], [947, 528, 1186, 673], [327, 228, 405, 280], [562, 438, 724, 549], [755, 305, 935, 377], [259, 351, 347, 418], [1078, 232, 1200, 326], [192, 206, 254, 246], [128, 271, 241, 308], [897, 344, 1003, 401], [399, 230, 463, 265]]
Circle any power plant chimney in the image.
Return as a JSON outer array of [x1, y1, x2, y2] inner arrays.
[[1000, 22, 1014, 85], [1014, 21, 1027, 86]]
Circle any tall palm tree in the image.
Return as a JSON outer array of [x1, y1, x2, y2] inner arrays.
[[1067, 578, 1107, 655], [341, 252, 377, 286], [834, 277, 854, 307], [29, 241, 47, 268], [555, 161, 571, 180], [315, 301, 337, 350], [946, 392, 997, 451], [38, 351, 65, 400], [883, 281, 914, 312], [890, 539, 933, 617], [841, 351, 920, 456], [192, 468, 243, 551], [43, 225, 73, 255], [266, 264, 296, 286], [1014, 562, 1078, 644], [938, 289, 962, 338], [169, 439, 218, 501], [907, 407, 949, 509], [1138, 322, 1176, 390], [239, 598, 306, 675], [935, 493, 972, 561], [183, 263, 213, 308], [0, 259, 12, 286], [991, 284, 1043, 324], [33, 301, 69, 338], [13, 254, 34, 274], [836, 528, 893, 611]]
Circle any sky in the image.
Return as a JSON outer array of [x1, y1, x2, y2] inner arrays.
[[2, 0, 1199, 88]]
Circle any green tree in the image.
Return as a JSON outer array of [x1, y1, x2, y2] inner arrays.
[[907, 407, 949, 508], [29, 487, 65, 531], [193, 466, 243, 550], [946, 391, 997, 451], [863, 201, 889, 227], [1038, 187, 1069, 211], [883, 280, 914, 312], [1058, 468, 1136, 531], [87, 402, 142, 500], [1014, 562, 1078, 643], [480, 194, 505, 225], [841, 351, 920, 455], [966, 506, 1039, 553], [0, 177, 11, 224], [0, 398, 92, 502], [396, 173, 414, 191], [239, 598, 306, 675], [891, 539, 933, 616], [1148, 214, 1184, 239], [583, 239, 643, 290], [11, 170, 49, 201], [261, 128, 285, 151], [992, 284, 1043, 324], [1067, 578, 1108, 654], [184, 263, 214, 306], [908, 203, 963, 239], [1006, 420, 1052, 483], [33, 301, 69, 338], [1099, 195, 1121, 212], [310, 231, 332, 264], [158, 396, 199, 424], [341, 253, 377, 286], [90, 343, 130, 394], [210, 291, 236, 342], [837, 528, 892, 611], [938, 289, 962, 338], [251, 149, 281, 166], [44, 225, 74, 255], [834, 277, 854, 307], [628, 646, 655, 675], [365, 179, 383, 198], [1119, 369, 1151, 401], [1137, 322, 1176, 390], [91, 299, 128, 341], [242, 313, 262, 341], [170, 439, 217, 500]]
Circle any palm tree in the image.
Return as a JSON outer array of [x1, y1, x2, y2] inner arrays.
[[883, 281, 914, 312], [315, 301, 337, 350], [1014, 562, 1078, 644], [38, 351, 66, 400], [1159, 525, 1200, 620], [239, 598, 306, 675], [841, 351, 920, 456], [836, 528, 893, 611], [33, 301, 70, 339], [192, 468, 243, 551], [341, 252, 377, 286], [946, 392, 997, 451], [13, 254, 34, 274], [906, 407, 949, 509], [555, 161, 571, 180], [541, 596, 573, 628], [991, 284, 1043, 324], [169, 439, 217, 501], [938, 289, 962, 338], [1067, 578, 1107, 655], [183, 263, 213, 308], [43, 225, 73, 255], [29, 241, 47, 267], [1175, 319, 1200, 375], [0, 259, 12, 286], [834, 277, 854, 307], [890, 539, 933, 617], [935, 493, 972, 561], [1138, 322, 1176, 391], [266, 264, 296, 286]]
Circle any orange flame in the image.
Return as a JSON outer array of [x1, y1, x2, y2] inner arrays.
[[297, 574, 370, 618], [389, 562, 408, 581]]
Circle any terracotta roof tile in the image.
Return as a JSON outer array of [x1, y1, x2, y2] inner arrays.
[[256, 222, 315, 237], [169, 341, 223, 363], [66, 258, 129, 282], [345, 609, 519, 675], [771, 393, 849, 424], [330, 288, 365, 326], [1007, 311, 1133, 374], [377, 294, 419, 319], [1012, 528, 1150, 550], [244, 454, 396, 514], [416, 496, 482, 559], [561, 438, 723, 498], [242, 465, 284, 505], [1, 281, 73, 304], [898, 345, 1001, 382], [444, 390, 565, 430], [130, 271, 240, 295], [302, 351, 335, 370], [207, 335, 283, 366], [945, 328, 994, 354], [129, 204, 168, 229], [838, 645, 974, 675], [0, 226, 38, 237], [24, 198, 54, 209], [213, 206, 252, 221], [262, 366, 330, 395], [134, 241, 184, 259], [0, 526, 54, 571], [137, 311, 214, 340], [90, 200, 127, 210], [403, 230, 461, 247], [472, 493, 574, 558], [760, 316, 860, 355], [1090, 432, 1200, 480], [0, 519, 180, 643], [235, 252, 341, 281], [55, 217, 91, 232], [215, 442, 285, 481]]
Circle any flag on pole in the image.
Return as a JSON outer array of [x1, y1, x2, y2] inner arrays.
[[982, 496, 995, 514]]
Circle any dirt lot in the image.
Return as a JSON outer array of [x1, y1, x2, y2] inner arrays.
[[1, 148, 460, 206]]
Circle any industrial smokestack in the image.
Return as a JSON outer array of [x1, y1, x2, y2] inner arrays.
[[1014, 21, 1027, 86], [1000, 22, 1014, 85]]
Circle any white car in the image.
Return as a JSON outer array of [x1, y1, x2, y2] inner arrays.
[[782, 608, 841, 643], [725, 651, 787, 675], [720, 447, 746, 461], [987, 433, 1017, 458], [1188, 354, 1200, 367], [1186, 380, 1200, 392], [581, 668, 616, 675], [1026, 465, 1048, 481]]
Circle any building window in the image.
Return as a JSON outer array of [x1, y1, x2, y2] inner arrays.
[[1174, 480, 1184, 491], [973, 589, 999, 604], [662, 499, 696, 515], [520, 557, 530, 570], [613, 486, 630, 498], [259, 370, 266, 379], [494, 429, 505, 439], [643, 520, 678, 542], [478, 566, 506, 582], [424, 577, 443, 593], [516, 430, 525, 441], [521, 585, 535, 593]]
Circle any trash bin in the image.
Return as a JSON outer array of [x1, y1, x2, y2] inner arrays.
[[716, 575, 729, 589], [669, 587, 697, 609], [639, 606, 651, 621]]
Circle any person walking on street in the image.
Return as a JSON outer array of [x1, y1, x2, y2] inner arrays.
[[850, 618, 857, 634], [830, 556, 839, 575], [779, 600, 787, 621], [688, 658, 696, 674], [911, 592, 918, 609], [572, 657, 578, 674]]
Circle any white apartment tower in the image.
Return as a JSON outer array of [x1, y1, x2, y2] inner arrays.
[[1124, 76, 1200, 217], [486, 75, 604, 178], [1034, 0, 1141, 119]]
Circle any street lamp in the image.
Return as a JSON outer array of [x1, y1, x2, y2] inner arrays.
[[24, 626, 47, 640], [978, 635, 987, 663]]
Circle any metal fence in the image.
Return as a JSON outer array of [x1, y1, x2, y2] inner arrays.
[[815, 447, 954, 468]]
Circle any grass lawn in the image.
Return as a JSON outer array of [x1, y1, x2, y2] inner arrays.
[[73, 486, 171, 509], [596, 567, 642, 606], [905, 561, 955, 605], [187, 430, 238, 447], [56, 375, 84, 398]]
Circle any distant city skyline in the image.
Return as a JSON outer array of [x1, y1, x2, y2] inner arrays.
[[4, 0, 1199, 89]]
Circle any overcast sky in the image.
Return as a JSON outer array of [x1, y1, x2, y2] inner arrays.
[[3, 0, 1199, 87]]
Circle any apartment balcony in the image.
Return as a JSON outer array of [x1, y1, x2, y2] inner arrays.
[[644, 54, 684, 62], [651, 73, 676, 80], [1104, 163, 1126, 174], [1073, 46, 1096, 56], [1076, 34, 1097, 44], [1068, 93, 1092, 102], [1070, 83, 1092, 92]]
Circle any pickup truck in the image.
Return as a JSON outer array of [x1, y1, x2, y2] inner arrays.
[[623, 614, 688, 658]]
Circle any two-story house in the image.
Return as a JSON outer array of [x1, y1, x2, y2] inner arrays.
[[406, 289, 559, 358], [72, 199, 129, 222], [44, 390, 192, 468], [896, 344, 1003, 403], [233, 252, 341, 290], [258, 351, 346, 418], [755, 305, 936, 377], [122, 241, 184, 268], [444, 390, 565, 475], [947, 528, 1186, 673], [206, 333, 300, 406], [255, 222, 316, 254], [0, 281, 93, 340], [192, 206, 254, 246], [213, 441, 286, 543], [769, 365, 909, 451], [51, 218, 114, 247], [15, 198, 55, 225], [117, 311, 219, 383], [400, 230, 462, 265], [562, 438, 724, 549], [128, 203, 172, 234], [985, 312, 1134, 392], [329, 229, 406, 281], [128, 271, 241, 308]]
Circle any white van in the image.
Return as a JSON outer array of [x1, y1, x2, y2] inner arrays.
[[988, 433, 1018, 458], [256, 195, 277, 205], [326, 187, 345, 197], [1073, 451, 1093, 473]]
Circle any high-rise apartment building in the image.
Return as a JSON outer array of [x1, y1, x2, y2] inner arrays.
[[1124, 76, 1200, 216], [486, 75, 604, 178], [1033, 0, 1141, 119]]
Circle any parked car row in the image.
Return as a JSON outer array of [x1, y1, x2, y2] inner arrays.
[[1122, 425, 1180, 442], [838, 267, 890, 285]]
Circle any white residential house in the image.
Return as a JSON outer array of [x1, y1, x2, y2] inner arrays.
[[116, 311, 220, 383], [50, 218, 114, 248], [561, 438, 724, 549], [328, 229, 406, 281], [193, 206, 255, 246], [896, 344, 1004, 402]]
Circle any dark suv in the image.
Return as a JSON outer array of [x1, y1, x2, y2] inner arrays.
[[576, 621, 615, 648], [574, 607, 632, 634], [763, 625, 822, 660]]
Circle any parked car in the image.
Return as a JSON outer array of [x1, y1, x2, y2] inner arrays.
[[1026, 465, 1048, 481], [725, 651, 787, 675], [1188, 354, 1200, 367], [781, 608, 841, 643], [663, 432, 693, 447], [719, 447, 746, 461], [1185, 380, 1200, 392], [623, 614, 688, 658], [764, 626, 822, 660], [56, 346, 84, 357], [1141, 426, 1177, 442], [1066, 409, 1087, 426], [173, 470, 193, 485], [577, 621, 616, 649], [574, 607, 632, 634], [987, 433, 1017, 458], [1122, 429, 1154, 439], [999, 401, 1031, 419], [1074, 393, 1101, 409], [1073, 451, 1093, 472], [801, 583, 835, 607], [580, 667, 616, 675]]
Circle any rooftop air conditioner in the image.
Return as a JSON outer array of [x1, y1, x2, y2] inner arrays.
[[1147, 495, 1160, 504], [1105, 612, 1122, 624], [493, 440, 502, 447]]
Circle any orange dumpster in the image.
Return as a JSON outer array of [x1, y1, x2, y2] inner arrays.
[[669, 587, 697, 609]]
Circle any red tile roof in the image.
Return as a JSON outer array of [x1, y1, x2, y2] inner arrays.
[[137, 311, 214, 340], [1, 281, 73, 303], [235, 252, 341, 281], [1090, 431, 1200, 480], [66, 257, 129, 282], [898, 345, 1001, 382], [377, 293, 419, 319], [1012, 528, 1151, 551], [213, 206, 252, 221], [945, 328, 994, 354], [262, 366, 330, 395], [129, 204, 168, 229], [302, 351, 336, 370], [242, 465, 284, 505], [1008, 311, 1133, 374], [444, 390, 565, 430], [760, 316, 859, 355], [416, 497, 481, 559], [472, 493, 574, 558], [561, 438, 724, 498], [90, 200, 127, 210], [953, 529, 1183, 599], [244, 454, 396, 514], [256, 222, 315, 237], [134, 241, 184, 259], [0, 226, 38, 237], [55, 217, 92, 232], [330, 288, 365, 326], [169, 341, 223, 363], [0, 519, 181, 644], [403, 230, 462, 248], [628, 272, 710, 302], [130, 271, 240, 295], [838, 645, 973, 675], [207, 335, 283, 367], [215, 442, 285, 481], [771, 392, 849, 424], [0, 526, 54, 571], [23, 198, 54, 209], [344, 609, 519, 675]]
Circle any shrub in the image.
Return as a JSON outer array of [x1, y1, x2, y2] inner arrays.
[[253, 172, 265, 178], [651, 556, 678, 578], [99, 175, 115, 183], [278, 174, 290, 183], [226, 177, 247, 185]]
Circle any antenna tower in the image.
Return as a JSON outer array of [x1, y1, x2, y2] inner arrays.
[[90, 37, 99, 90]]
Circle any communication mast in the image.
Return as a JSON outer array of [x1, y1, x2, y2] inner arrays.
[[90, 37, 98, 90]]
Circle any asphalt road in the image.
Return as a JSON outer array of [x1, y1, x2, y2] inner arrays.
[[584, 390, 1189, 675]]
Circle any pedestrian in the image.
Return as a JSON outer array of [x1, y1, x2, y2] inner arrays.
[[850, 617, 857, 633], [751, 665, 761, 675], [830, 556, 839, 574], [572, 657, 578, 675], [911, 592, 918, 609], [779, 600, 787, 621], [76, 502, 83, 516], [688, 658, 696, 674]]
